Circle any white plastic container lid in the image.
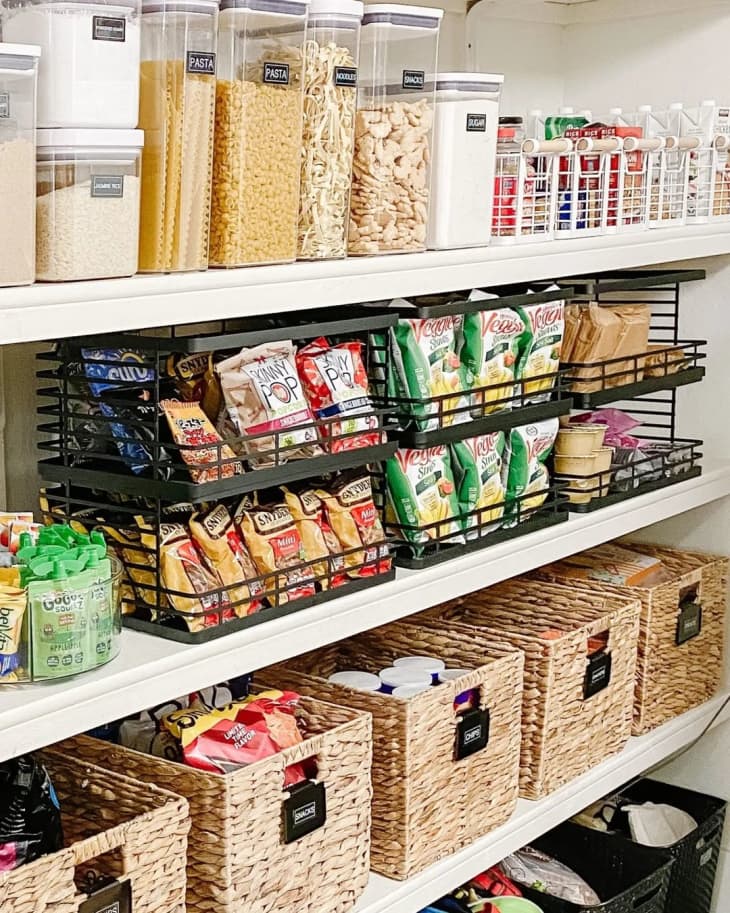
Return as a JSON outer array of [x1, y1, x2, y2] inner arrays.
[[309, 0, 362, 16], [328, 670, 381, 691], [392, 683, 431, 698], [394, 655, 445, 675], [37, 128, 145, 148], [438, 668, 472, 682], [0, 43, 41, 59], [379, 666, 433, 689], [362, 3, 443, 26], [434, 71, 503, 92], [219, 0, 309, 12], [142, 0, 218, 13]]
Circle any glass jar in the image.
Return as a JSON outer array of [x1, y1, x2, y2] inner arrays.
[[211, 0, 308, 267], [348, 3, 442, 255], [297, 0, 362, 260], [1, 0, 141, 128], [427, 72, 503, 250], [0, 42, 39, 288], [138, 0, 218, 272], [36, 128, 143, 281]]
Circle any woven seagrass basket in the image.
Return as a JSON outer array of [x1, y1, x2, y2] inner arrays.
[[61, 693, 372, 913], [534, 542, 728, 734], [267, 619, 524, 880], [0, 749, 189, 913], [421, 578, 641, 799]]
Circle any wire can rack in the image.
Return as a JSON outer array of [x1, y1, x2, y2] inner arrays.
[[492, 143, 559, 243], [554, 135, 615, 238], [644, 135, 697, 228], [687, 134, 730, 223]]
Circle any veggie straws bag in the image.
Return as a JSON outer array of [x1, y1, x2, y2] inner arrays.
[[515, 292, 565, 404], [460, 294, 523, 415], [503, 419, 559, 525], [452, 432, 507, 538]]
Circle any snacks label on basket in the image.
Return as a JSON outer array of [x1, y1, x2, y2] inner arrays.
[[515, 294, 565, 403], [318, 473, 389, 577], [452, 432, 507, 537]]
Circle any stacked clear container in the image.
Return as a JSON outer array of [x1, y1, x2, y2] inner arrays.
[[36, 129, 144, 280], [1, 0, 141, 128], [211, 0, 308, 267], [426, 72, 503, 250], [348, 3, 442, 255], [297, 0, 362, 261], [138, 0, 218, 272], [0, 43, 39, 288]]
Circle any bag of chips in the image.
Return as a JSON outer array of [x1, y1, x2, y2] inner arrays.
[[161, 399, 241, 484], [385, 447, 463, 553], [451, 432, 507, 538], [459, 298, 524, 415], [318, 473, 390, 577], [189, 504, 263, 617], [0, 755, 63, 872], [515, 292, 565, 403], [297, 337, 381, 452], [503, 419, 559, 525], [216, 342, 320, 465], [284, 489, 348, 589], [237, 500, 316, 603]]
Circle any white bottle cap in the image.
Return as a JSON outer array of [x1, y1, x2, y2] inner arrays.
[[702, 99, 717, 107], [394, 655, 446, 675], [579, 109, 592, 119], [638, 104, 653, 112], [392, 684, 431, 698], [609, 107, 623, 115], [528, 108, 542, 116], [559, 106, 574, 114], [670, 102, 684, 110], [438, 668, 473, 683], [379, 666, 433, 690], [328, 670, 381, 691]]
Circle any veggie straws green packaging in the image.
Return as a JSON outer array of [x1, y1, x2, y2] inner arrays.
[[503, 419, 560, 526]]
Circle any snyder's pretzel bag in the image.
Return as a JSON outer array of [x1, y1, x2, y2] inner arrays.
[[189, 504, 263, 617], [297, 337, 381, 452], [238, 500, 316, 603], [503, 419, 559, 524], [451, 432, 507, 538], [284, 489, 347, 589], [216, 342, 320, 464], [515, 293, 565, 403], [318, 473, 389, 577], [161, 399, 241, 484]]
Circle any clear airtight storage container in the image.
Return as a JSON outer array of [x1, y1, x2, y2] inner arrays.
[[36, 129, 143, 281], [297, 0, 362, 260], [210, 0, 308, 267], [348, 3, 442, 255], [427, 72, 503, 250], [1, 0, 141, 128], [0, 42, 39, 288], [138, 0, 218, 272]]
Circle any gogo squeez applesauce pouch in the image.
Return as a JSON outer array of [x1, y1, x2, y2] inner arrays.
[[515, 291, 565, 404], [385, 446, 464, 554], [451, 432, 507, 538], [503, 419, 559, 526]]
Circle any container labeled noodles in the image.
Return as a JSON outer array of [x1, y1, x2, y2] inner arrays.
[[348, 3, 441, 255], [297, 0, 362, 260], [211, 0, 308, 267], [138, 0, 218, 272]]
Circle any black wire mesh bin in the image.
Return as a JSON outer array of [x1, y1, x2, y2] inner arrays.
[[519, 820, 673, 913]]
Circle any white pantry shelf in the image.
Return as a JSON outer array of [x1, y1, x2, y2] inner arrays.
[[1, 224, 729, 345], [356, 692, 730, 913], [1, 462, 729, 761]]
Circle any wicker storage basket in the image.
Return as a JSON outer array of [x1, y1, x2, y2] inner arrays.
[[267, 619, 524, 880], [421, 579, 640, 799], [535, 542, 728, 734], [60, 693, 372, 913], [0, 749, 189, 913]]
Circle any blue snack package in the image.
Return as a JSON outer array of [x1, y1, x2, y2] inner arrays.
[[81, 348, 156, 397]]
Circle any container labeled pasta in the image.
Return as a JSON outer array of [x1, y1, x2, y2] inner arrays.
[[297, 0, 362, 259], [211, 0, 308, 267], [348, 4, 442, 255], [138, 0, 218, 273]]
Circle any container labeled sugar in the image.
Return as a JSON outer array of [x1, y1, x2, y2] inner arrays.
[[328, 670, 381, 691], [137, 0, 218, 273], [379, 665, 432, 694], [0, 42, 40, 288], [35, 128, 143, 281], [1, 0, 141, 128], [394, 654, 445, 683]]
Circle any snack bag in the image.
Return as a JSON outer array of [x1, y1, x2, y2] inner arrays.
[[451, 432, 507, 538], [296, 338, 381, 452], [284, 489, 348, 589], [216, 341, 320, 464], [189, 504, 264, 617], [238, 500, 316, 603], [318, 473, 390, 577], [0, 584, 27, 681], [166, 351, 211, 402], [390, 308, 470, 430], [385, 447, 463, 553], [503, 419, 559, 524], [515, 292, 565, 403], [104, 524, 164, 612], [161, 399, 242, 484], [459, 305, 524, 415]]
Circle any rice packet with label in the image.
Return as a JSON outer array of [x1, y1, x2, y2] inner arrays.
[[515, 289, 565, 404], [385, 446, 464, 554], [389, 303, 470, 431], [460, 291, 524, 415], [451, 432, 507, 538], [503, 419, 559, 526]]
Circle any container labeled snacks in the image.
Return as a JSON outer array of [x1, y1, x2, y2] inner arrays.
[[1, 0, 141, 128], [138, 0, 218, 272], [427, 72, 503, 250], [348, 3, 441, 255], [36, 129, 144, 281], [0, 43, 39, 289], [297, 0, 362, 260], [210, 0, 308, 267]]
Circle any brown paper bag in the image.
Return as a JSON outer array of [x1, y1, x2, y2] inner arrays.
[[567, 303, 623, 393], [607, 305, 651, 387]]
